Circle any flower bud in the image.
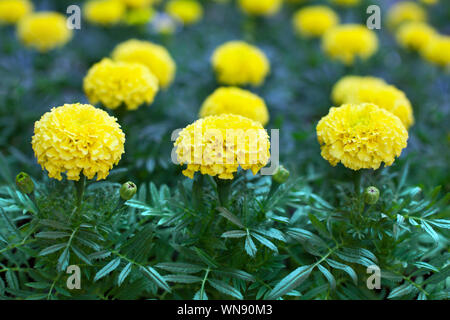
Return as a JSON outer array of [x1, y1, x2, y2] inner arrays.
[[272, 165, 290, 184], [120, 181, 137, 200], [364, 186, 380, 205], [15, 172, 34, 194]]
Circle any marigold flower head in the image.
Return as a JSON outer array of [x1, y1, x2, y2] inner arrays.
[[421, 34, 450, 67], [83, 58, 159, 110], [387, 1, 426, 30], [238, 0, 282, 16], [316, 103, 408, 170], [112, 39, 176, 89], [332, 76, 414, 129], [120, 0, 154, 8], [165, 0, 203, 25], [84, 0, 125, 26], [175, 114, 270, 179], [124, 6, 155, 25], [330, 0, 361, 6], [331, 75, 387, 105], [17, 12, 72, 52], [292, 6, 339, 38], [322, 24, 378, 65], [396, 22, 436, 51], [212, 41, 270, 86], [0, 0, 33, 25], [199, 87, 269, 126], [32, 103, 125, 181]]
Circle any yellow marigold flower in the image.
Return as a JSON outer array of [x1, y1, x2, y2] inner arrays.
[[83, 58, 159, 110], [292, 6, 339, 38], [124, 6, 155, 25], [330, 0, 360, 6], [120, 0, 153, 8], [238, 0, 282, 16], [421, 34, 450, 67], [17, 12, 72, 52], [331, 75, 387, 105], [112, 39, 176, 89], [396, 22, 436, 51], [331, 76, 414, 129], [175, 114, 270, 179], [387, 1, 426, 30], [199, 87, 269, 126], [32, 103, 125, 181], [316, 103, 408, 170], [165, 0, 203, 25], [212, 41, 270, 86], [84, 0, 125, 26], [322, 24, 378, 65], [0, 0, 33, 25]]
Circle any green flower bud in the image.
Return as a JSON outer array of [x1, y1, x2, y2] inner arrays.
[[364, 186, 380, 205], [272, 165, 290, 184], [120, 181, 137, 200], [15, 172, 34, 194]]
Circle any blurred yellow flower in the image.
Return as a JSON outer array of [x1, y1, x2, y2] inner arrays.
[[421, 34, 450, 67], [292, 5, 339, 38], [322, 24, 378, 65], [0, 0, 33, 25], [238, 0, 282, 16], [112, 39, 176, 89], [420, 0, 438, 5], [175, 114, 270, 179], [212, 41, 270, 86], [396, 22, 436, 51], [330, 0, 360, 6], [121, 0, 153, 8], [332, 76, 414, 129], [124, 6, 155, 25], [387, 1, 426, 30], [32, 103, 125, 181], [84, 0, 125, 26], [83, 58, 159, 110], [165, 0, 203, 25], [17, 12, 72, 52], [199, 87, 269, 126], [317, 103, 408, 170]]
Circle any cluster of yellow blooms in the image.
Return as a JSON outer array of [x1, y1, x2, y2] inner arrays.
[[84, 0, 126, 26], [199, 87, 269, 126], [322, 24, 378, 65], [238, 0, 282, 17], [387, 1, 427, 30], [32, 104, 125, 181], [317, 103, 408, 170], [165, 0, 203, 25], [292, 5, 339, 38], [331, 76, 414, 129], [212, 41, 270, 87], [112, 39, 176, 89], [0, 0, 32, 24], [175, 114, 270, 179], [83, 58, 159, 110]]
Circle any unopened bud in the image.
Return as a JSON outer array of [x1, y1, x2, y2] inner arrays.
[[364, 186, 380, 205], [120, 181, 137, 200], [15, 172, 34, 194], [272, 165, 290, 184]]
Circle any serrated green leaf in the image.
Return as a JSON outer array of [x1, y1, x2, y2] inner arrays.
[[267, 265, 312, 300], [94, 257, 121, 282], [140, 266, 171, 292], [208, 279, 243, 300]]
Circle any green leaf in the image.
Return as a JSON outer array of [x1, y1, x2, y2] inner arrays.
[[38, 243, 66, 256], [164, 274, 203, 284], [251, 233, 278, 252], [217, 207, 244, 228], [6, 270, 19, 290], [308, 213, 329, 237], [245, 234, 257, 257], [317, 264, 336, 290], [326, 259, 358, 285], [267, 265, 312, 300], [421, 221, 439, 243], [387, 283, 417, 299], [140, 266, 171, 292], [94, 257, 121, 282], [221, 230, 247, 238], [57, 247, 70, 272], [208, 279, 243, 300], [39, 219, 70, 230], [193, 247, 219, 268], [71, 245, 92, 266], [193, 289, 208, 300], [118, 262, 132, 286], [214, 268, 255, 282], [155, 262, 204, 274], [35, 231, 70, 239], [25, 282, 50, 289]]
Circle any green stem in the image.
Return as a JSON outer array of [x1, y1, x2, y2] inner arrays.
[[215, 177, 231, 207], [75, 176, 86, 215]]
